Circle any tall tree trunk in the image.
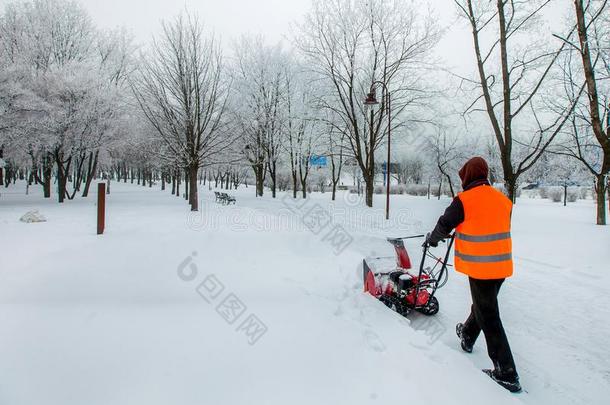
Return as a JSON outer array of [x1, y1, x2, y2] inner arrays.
[[55, 151, 71, 204], [607, 177, 610, 220], [253, 163, 264, 197], [300, 177, 307, 199], [595, 174, 607, 225], [505, 174, 518, 204], [331, 178, 337, 201], [82, 151, 99, 198], [0, 147, 3, 186], [364, 172, 374, 208], [291, 170, 298, 199], [299, 163, 309, 199], [269, 161, 277, 198], [188, 163, 198, 211], [441, 170, 455, 198], [42, 153, 52, 198], [437, 177, 443, 201], [184, 168, 189, 200]]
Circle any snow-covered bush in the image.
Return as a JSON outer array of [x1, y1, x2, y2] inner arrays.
[[431, 184, 453, 198], [541, 187, 579, 203], [392, 184, 407, 195], [579, 187, 589, 200], [405, 184, 428, 196], [547, 187, 563, 202], [538, 187, 549, 199], [567, 188, 579, 203], [373, 185, 407, 195]]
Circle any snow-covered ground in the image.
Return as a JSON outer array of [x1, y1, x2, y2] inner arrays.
[[0, 181, 608, 405]]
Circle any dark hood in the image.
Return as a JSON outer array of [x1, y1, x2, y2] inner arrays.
[[459, 157, 489, 189]]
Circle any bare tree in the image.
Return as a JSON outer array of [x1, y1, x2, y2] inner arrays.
[[551, 0, 610, 224], [132, 13, 230, 211], [454, 0, 585, 202], [233, 37, 286, 198], [295, 0, 440, 207], [427, 129, 467, 198], [283, 64, 323, 199]]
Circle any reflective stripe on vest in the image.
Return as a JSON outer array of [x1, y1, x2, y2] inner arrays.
[[455, 251, 512, 263], [455, 232, 511, 243]]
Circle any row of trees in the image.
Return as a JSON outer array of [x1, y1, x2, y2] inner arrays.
[[0, 0, 133, 202], [0, 0, 608, 224]]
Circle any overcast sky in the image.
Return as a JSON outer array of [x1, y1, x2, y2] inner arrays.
[[71, 0, 472, 73], [75, 0, 570, 72], [80, 0, 313, 43], [0, 0, 570, 77]]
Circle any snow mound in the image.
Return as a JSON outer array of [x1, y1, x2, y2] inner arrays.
[[19, 210, 47, 223]]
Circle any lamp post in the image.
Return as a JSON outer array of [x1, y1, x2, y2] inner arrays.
[[364, 81, 391, 220]]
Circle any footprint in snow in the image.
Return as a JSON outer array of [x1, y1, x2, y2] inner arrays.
[[364, 329, 386, 352]]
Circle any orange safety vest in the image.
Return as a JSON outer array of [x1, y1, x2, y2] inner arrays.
[[455, 185, 513, 279]]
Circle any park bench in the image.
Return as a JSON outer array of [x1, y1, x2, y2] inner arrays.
[[215, 191, 236, 205], [220, 192, 236, 205]]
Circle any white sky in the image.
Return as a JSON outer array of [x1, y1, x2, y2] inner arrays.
[[0, 0, 570, 77], [75, 0, 568, 71], [80, 0, 312, 44], [72, 0, 472, 73]]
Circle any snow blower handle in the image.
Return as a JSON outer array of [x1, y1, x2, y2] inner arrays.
[[392, 234, 426, 240], [422, 232, 451, 248]]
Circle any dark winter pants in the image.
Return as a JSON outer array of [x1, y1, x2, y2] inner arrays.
[[461, 277, 518, 379]]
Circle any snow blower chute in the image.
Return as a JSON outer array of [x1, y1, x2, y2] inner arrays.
[[363, 234, 455, 316]]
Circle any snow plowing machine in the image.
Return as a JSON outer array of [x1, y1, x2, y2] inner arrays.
[[363, 234, 455, 316]]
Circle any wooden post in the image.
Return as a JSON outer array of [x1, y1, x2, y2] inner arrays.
[[97, 182, 106, 235]]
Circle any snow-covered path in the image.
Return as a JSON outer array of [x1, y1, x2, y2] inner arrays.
[[0, 182, 608, 404]]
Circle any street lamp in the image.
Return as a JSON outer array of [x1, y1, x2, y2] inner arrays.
[[364, 81, 391, 220]]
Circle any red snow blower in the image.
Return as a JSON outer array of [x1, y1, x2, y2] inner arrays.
[[363, 234, 455, 316]]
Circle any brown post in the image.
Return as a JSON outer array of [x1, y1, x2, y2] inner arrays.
[[97, 182, 106, 235]]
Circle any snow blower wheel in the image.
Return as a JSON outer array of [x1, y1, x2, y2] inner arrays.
[[417, 295, 439, 316], [363, 234, 454, 318]]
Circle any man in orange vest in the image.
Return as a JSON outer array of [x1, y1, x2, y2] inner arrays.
[[425, 157, 521, 393]]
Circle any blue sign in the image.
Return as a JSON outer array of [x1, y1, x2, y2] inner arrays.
[[381, 162, 399, 174], [310, 155, 327, 167]]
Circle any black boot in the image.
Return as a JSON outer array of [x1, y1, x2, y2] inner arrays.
[[456, 323, 473, 353], [482, 369, 522, 393]]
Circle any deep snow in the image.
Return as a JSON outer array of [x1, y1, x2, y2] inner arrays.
[[0, 181, 608, 405]]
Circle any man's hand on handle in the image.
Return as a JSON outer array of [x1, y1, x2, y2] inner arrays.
[[424, 232, 439, 248]]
